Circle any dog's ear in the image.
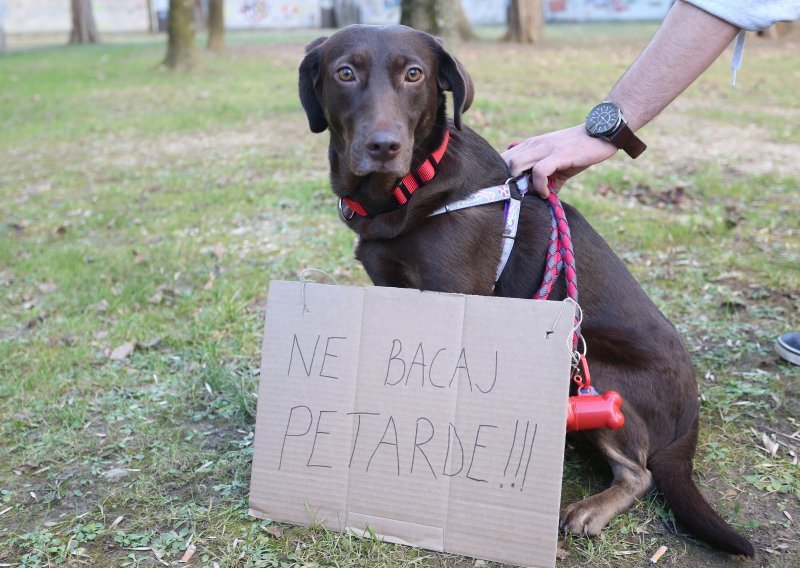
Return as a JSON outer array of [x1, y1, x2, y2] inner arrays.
[[430, 38, 474, 130], [298, 37, 328, 133]]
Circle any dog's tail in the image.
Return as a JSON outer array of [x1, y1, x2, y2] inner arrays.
[[648, 417, 755, 557]]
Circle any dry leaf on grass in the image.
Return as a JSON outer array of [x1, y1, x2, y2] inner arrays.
[[110, 515, 124, 528], [762, 432, 780, 458], [136, 337, 162, 350], [555, 540, 569, 559], [109, 342, 135, 361], [212, 243, 226, 260], [37, 282, 58, 294], [260, 524, 282, 538], [152, 549, 169, 566]]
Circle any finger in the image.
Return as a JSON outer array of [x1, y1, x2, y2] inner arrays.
[[529, 156, 559, 198], [502, 140, 551, 176]]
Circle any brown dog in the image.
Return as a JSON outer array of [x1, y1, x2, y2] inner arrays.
[[299, 24, 754, 557]]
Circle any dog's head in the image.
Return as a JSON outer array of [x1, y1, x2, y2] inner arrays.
[[298, 25, 473, 178]]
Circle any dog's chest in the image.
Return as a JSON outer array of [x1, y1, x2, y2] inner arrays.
[[355, 205, 506, 295]]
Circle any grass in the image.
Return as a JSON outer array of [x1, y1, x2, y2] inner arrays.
[[1, 24, 799, 567]]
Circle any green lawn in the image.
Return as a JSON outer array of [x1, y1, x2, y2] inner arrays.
[[1, 26, 798, 567]]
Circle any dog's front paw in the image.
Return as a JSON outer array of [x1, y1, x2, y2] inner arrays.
[[560, 495, 617, 536]]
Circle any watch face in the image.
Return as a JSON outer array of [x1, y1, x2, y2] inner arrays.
[[586, 102, 620, 136]]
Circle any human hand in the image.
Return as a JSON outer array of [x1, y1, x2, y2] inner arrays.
[[501, 125, 618, 198]]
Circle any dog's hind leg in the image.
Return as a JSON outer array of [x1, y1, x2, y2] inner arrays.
[[560, 417, 654, 535]]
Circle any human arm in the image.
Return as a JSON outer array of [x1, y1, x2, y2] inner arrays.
[[502, 0, 740, 197]]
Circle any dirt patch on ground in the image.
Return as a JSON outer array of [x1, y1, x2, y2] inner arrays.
[[646, 113, 800, 179]]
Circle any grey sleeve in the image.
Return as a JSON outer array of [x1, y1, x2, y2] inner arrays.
[[683, 0, 800, 31]]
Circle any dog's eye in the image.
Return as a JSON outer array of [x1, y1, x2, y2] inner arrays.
[[336, 66, 355, 82], [405, 67, 423, 82]]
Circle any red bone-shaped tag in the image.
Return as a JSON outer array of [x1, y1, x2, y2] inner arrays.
[[566, 390, 625, 431], [565, 355, 625, 431]]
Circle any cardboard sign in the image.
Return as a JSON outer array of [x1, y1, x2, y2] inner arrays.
[[249, 281, 575, 568]]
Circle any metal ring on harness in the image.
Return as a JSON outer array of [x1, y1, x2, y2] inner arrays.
[[338, 197, 356, 222]]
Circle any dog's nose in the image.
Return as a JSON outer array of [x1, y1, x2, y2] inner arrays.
[[365, 132, 402, 161]]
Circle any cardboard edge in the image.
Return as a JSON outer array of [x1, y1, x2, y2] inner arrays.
[[347, 512, 444, 552]]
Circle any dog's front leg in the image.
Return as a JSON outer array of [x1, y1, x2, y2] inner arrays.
[[561, 417, 654, 535]]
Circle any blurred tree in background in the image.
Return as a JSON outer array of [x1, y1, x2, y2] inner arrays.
[[207, 0, 224, 51], [70, 0, 99, 44], [400, 0, 475, 45], [163, 0, 196, 69], [504, 0, 544, 43]]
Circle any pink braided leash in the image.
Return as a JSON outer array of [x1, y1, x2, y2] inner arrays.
[[505, 142, 581, 347], [532, 178, 581, 348]]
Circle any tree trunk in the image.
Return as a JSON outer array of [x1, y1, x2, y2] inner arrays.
[[453, 0, 476, 41], [207, 0, 224, 51], [400, 0, 474, 42], [163, 0, 196, 70], [69, 0, 99, 44], [401, 0, 436, 32], [504, 0, 543, 44]]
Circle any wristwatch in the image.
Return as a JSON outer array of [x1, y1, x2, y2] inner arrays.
[[585, 101, 646, 159]]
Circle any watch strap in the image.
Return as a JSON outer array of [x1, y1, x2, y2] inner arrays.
[[607, 123, 646, 159]]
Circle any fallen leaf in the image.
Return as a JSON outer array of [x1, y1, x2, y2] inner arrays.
[[555, 540, 569, 559], [25, 315, 46, 330], [95, 299, 109, 313], [262, 524, 282, 538], [212, 243, 226, 260], [136, 337, 162, 350], [102, 467, 129, 482], [784, 510, 793, 523], [109, 342, 135, 361], [152, 548, 169, 567], [762, 432, 779, 458], [13, 464, 36, 475], [719, 300, 747, 314], [110, 515, 124, 528], [54, 225, 67, 235], [203, 272, 216, 290], [122, 546, 151, 551], [37, 282, 58, 294], [148, 291, 163, 304]]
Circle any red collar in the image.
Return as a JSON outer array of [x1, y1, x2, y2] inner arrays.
[[340, 130, 450, 220]]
